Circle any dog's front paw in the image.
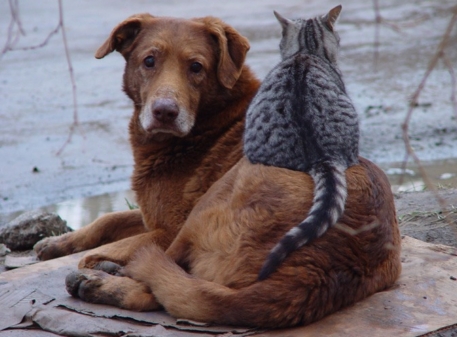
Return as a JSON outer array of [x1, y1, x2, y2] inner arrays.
[[66, 269, 110, 302], [34, 233, 76, 260], [65, 268, 160, 311]]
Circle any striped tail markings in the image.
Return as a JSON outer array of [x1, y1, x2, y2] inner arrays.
[[258, 161, 347, 280]]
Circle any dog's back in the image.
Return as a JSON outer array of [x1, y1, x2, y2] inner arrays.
[[127, 157, 401, 328]]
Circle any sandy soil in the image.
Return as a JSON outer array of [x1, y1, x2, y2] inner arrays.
[[0, 1, 456, 225]]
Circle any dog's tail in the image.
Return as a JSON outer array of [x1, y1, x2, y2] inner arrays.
[[125, 242, 399, 329], [126, 245, 314, 328], [258, 161, 347, 280]]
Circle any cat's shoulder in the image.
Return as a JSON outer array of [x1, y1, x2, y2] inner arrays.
[[286, 53, 327, 69]]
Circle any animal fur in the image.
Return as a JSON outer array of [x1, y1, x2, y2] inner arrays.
[[32, 13, 401, 329], [34, 14, 260, 268]]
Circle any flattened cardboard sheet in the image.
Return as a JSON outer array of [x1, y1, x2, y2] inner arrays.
[[0, 237, 456, 337]]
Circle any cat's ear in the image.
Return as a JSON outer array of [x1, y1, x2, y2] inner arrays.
[[274, 11, 293, 31], [324, 5, 342, 31]]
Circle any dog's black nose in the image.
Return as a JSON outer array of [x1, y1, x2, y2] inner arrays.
[[152, 99, 179, 123]]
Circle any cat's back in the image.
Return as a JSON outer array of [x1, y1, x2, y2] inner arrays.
[[276, 52, 358, 166], [245, 49, 359, 172], [256, 52, 346, 107], [291, 52, 345, 92]]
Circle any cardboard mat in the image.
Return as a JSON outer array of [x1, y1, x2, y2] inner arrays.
[[0, 236, 456, 337]]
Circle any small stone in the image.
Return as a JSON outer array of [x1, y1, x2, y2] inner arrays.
[[451, 276, 457, 281], [0, 243, 11, 257], [0, 210, 72, 251]]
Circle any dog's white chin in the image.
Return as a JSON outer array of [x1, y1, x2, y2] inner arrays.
[[148, 129, 187, 142]]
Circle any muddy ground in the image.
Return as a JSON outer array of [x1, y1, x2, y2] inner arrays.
[[395, 188, 457, 247]]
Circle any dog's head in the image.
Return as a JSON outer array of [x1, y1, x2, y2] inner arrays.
[[96, 14, 250, 142]]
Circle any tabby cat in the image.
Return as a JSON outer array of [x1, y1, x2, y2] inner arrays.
[[243, 5, 360, 280]]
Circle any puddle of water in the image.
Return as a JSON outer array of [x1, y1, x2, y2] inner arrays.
[[0, 190, 136, 231], [0, 160, 455, 231], [382, 159, 457, 193]]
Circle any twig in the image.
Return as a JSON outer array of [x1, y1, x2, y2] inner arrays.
[[13, 23, 61, 52], [1, 0, 24, 56], [2, 0, 80, 155], [400, 7, 457, 230], [372, 0, 402, 70], [55, 0, 80, 156], [372, 0, 427, 71], [2, 0, 62, 54]]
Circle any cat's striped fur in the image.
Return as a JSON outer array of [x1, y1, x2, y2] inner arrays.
[[243, 5, 360, 280]]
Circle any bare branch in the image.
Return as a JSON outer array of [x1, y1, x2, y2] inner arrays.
[[2, 0, 80, 155], [56, 0, 80, 156], [10, 0, 25, 34], [372, 0, 428, 70], [400, 7, 457, 229], [13, 23, 61, 51], [1, 0, 24, 56], [2, 0, 61, 54], [372, 0, 402, 70]]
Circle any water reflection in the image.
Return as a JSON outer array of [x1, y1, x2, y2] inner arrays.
[[383, 159, 457, 193], [55, 190, 137, 230], [0, 190, 136, 231]]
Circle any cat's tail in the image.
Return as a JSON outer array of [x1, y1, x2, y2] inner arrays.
[[258, 161, 347, 280]]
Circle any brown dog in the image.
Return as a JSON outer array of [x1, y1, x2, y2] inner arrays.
[[34, 14, 260, 267], [65, 157, 401, 328], [39, 14, 402, 329]]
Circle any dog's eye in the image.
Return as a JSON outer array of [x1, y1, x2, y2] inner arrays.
[[190, 62, 203, 73], [143, 56, 155, 68]]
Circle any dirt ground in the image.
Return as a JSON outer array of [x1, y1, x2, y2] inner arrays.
[[395, 188, 457, 247]]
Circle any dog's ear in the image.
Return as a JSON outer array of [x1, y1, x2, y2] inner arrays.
[[95, 13, 154, 59], [197, 17, 250, 89]]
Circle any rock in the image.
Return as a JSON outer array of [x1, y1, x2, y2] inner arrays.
[[0, 244, 10, 257], [0, 211, 72, 251]]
